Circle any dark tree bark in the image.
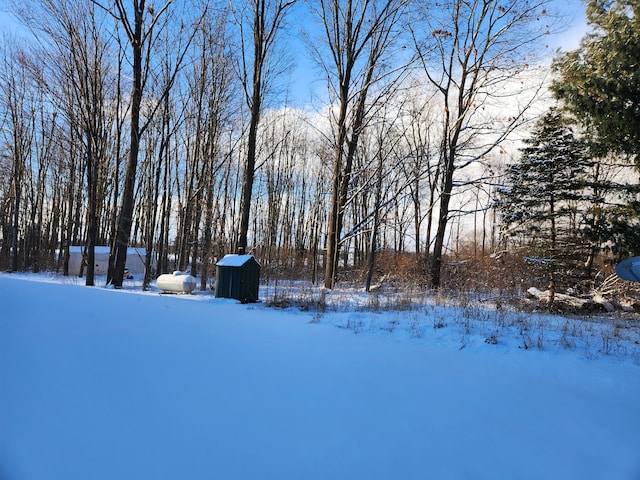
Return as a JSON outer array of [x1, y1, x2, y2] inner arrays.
[[107, 0, 146, 287], [104, 0, 198, 287], [234, 0, 296, 252], [310, 0, 407, 288]]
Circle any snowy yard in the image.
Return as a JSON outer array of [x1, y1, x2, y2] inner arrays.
[[1, 274, 640, 479]]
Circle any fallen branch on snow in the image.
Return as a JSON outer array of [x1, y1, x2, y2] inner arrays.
[[526, 287, 613, 312]]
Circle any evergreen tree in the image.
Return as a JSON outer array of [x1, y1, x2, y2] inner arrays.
[[552, 0, 640, 164], [582, 182, 640, 261], [496, 109, 589, 295]]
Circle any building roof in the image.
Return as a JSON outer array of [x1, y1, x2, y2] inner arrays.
[[216, 254, 260, 267], [69, 246, 146, 255]]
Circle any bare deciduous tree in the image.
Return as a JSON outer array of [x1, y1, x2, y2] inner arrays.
[[308, 0, 409, 288], [34, 0, 115, 285], [99, 0, 201, 287], [232, 0, 296, 253], [0, 43, 35, 272], [411, 0, 556, 288]]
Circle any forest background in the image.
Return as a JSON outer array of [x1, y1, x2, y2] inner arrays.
[[0, 0, 638, 304]]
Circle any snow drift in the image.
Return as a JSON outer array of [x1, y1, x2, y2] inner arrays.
[[1, 274, 639, 480]]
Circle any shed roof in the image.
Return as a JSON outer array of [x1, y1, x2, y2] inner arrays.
[[216, 254, 260, 267], [69, 246, 146, 256]]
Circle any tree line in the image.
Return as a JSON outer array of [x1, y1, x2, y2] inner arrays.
[[0, 0, 637, 294]]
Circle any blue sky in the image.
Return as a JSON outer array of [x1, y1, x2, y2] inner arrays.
[[282, 0, 590, 108], [0, 0, 589, 109]]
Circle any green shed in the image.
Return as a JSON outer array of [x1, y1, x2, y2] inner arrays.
[[215, 254, 261, 303]]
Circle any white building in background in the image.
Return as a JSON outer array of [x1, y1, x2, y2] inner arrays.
[[67, 246, 153, 276]]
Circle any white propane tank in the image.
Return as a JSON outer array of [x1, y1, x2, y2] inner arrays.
[[157, 271, 197, 293]]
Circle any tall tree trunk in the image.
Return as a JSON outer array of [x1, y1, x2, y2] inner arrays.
[[236, 0, 296, 252], [86, 140, 98, 286], [430, 146, 455, 288], [365, 153, 384, 292], [108, 2, 144, 287], [238, 90, 260, 251], [324, 93, 349, 289]]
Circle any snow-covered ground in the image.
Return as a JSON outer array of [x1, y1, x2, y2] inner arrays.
[[2, 273, 639, 480]]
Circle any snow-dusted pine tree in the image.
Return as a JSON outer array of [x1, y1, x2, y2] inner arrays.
[[496, 108, 590, 299]]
